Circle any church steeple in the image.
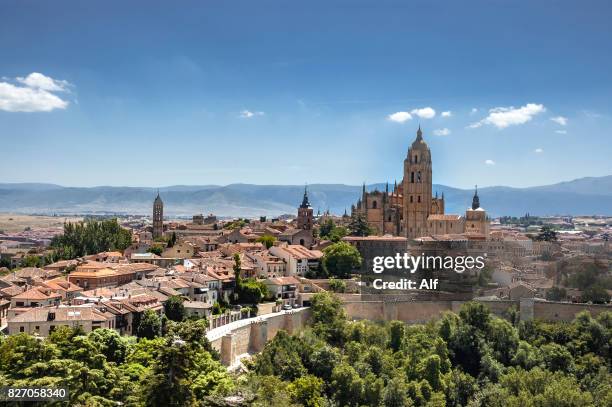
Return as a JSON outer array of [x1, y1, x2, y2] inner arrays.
[[472, 185, 480, 210], [300, 184, 311, 209], [416, 124, 423, 141], [297, 184, 314, 231]]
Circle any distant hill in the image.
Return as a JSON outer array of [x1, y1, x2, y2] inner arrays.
[[0, 176, 610, 217]]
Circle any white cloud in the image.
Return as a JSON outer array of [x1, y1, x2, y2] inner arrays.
[[555, 130, 567, 134], [441, 111, 452, 117], [410, 107, 436, 119], [485, 159, 495, 165], [470, 108, 478, 114], [550, 116, 568, 126], [387, 111, 412, 123], [240, 110, 264, 118], [16, 72, 69, 92], [534, 148, 544, 153], [0, 72, 71, 112], [433, 128, 451, 136], [468, 103, 546, 129]]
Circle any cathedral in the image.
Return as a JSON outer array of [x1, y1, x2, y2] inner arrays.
[[352, 126, 490, 239]]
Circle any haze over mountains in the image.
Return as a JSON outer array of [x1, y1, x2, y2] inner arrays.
[[0, 176, 611, 218]]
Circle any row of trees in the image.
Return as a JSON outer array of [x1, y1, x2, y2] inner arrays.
[[50, 218, 133, 260], [0, 319, 231, 406]]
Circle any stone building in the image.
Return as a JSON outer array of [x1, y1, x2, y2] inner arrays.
[[152, 191, 164, 239], [352, 127, 490, 240]]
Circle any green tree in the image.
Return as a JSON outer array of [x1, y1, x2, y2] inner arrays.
[[50, 218, 132, 259], [256, 234, 276, 249], [582, 285, 610, 304], [288, 374, 325, 407], [348, 212, 372, 237], [148, 244, 164, 256], [322, 241, 362, 279], [167, 231, 177, 248], [329, 226, 349, 242], [328, 278, 347, 293], [165, 295, 186, 322], [546, 286, 567, 301], [137, 309, 161, 339], [383, 376, 411, 407], [535, 225, 558, 242]]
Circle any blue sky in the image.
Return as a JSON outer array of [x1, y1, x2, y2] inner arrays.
[[1, 0, 611, 189]]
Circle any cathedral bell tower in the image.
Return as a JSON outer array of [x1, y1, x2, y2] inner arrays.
[[403, 126, 433, 239]]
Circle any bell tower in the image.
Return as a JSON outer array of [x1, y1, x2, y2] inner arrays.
[[297, 185, 313, 230], [403, 126, 432, 239], [153, 191, 164, 238]]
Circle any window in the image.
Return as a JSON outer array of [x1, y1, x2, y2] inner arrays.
[[410, 172, 415, 183], [418, 196, 421, 203], [19, 326, 24, 332], [410, 196, 413, 203], [414, 155, 418, 163], [35, 326, 40, 331], [417, 171, 422, 183], [372, 201, 377, 209]]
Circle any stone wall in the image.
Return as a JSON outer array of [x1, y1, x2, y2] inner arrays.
[[210, 299, 610, 366], [209, 308, 311, 366], [344, 298, 609, 324]]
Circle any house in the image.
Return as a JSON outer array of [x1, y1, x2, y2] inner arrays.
[[0, 299, 10, 328], [245, 251, 286, 278], [508, 281, 537, 300], [41, 277, 82, 300], [278, 229, 313, 248], [8, 306, 114, 336], [225, 228, 259, 244], [84, 251, 126, 263], [264, 276, 300, 305], [68, 263, 137, 290], [162, 241, 196, 259], [10, 287, 62, 309], [269, 244, 323, 276], [44, 259, 79, 273], [183, 300, 212, 319]]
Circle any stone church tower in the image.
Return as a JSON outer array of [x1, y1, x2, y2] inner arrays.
[[403, 126, 433, 239], [297, 186, 313, 230], [152, 191, 164, 238]]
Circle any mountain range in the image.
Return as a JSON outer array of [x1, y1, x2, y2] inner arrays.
[[0, 176, 611, 218]]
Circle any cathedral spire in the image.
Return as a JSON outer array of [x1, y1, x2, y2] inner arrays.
[[472, 185, 480, 210], [416, 124, 423, 141]]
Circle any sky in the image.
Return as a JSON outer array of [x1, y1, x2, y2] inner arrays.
[[1, 0, 611, 189]]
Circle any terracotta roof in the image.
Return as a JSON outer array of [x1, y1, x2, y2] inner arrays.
[[43, 278, 81, 293], [1, 285, 24, 298], [277, 245, 323, 260], [12, 287, 62, 301], [265, 276, 300, 285], [69, 267, 120, 278]]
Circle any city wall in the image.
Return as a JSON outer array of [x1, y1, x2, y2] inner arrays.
[[209, 308, 311, 366], [210, 299, 610, 366], [343, 298, 610, 323]]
